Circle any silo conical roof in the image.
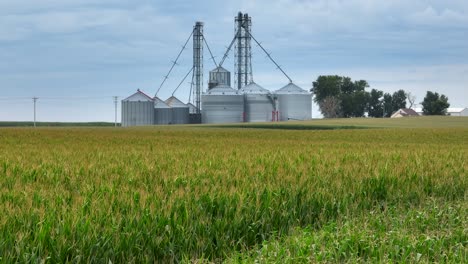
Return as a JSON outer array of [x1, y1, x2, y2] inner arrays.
[[275, 83, 309, 94], [210, 66, 229, 73], [154, 96, 170, 108], [240, 82, 271, 94], [165, 96, 187, 108], [205, 84, 240, 95], [123, 89, 154, 102]]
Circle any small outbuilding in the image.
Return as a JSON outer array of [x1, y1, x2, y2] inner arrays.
[[412, 107, 468, 116], [391, 108, 420, 118], [447, 108, 468, 117]]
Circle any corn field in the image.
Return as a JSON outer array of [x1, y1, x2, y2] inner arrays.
[[0, 124, 466, 263]]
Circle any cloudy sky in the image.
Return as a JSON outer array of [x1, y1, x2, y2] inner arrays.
[[1, 0, 467, 122]]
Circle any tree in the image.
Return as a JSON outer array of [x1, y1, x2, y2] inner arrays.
[[319, 96, 341, 118], [341, 77, 355, 94], [312, 76, 371, 118], [383, 93, 393, 117], [421, 91, 450, 115], [311, 75, 342, 103], [368, 89, 384, 117], [340, 91, 370, 117], [391, 90, 407, 112], [406, 92, 416, 109], [354, 80, 369, 92]]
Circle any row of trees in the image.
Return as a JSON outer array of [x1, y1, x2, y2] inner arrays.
[[311, 75, 449, 118]]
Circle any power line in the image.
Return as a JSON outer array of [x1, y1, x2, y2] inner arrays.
[[0, 96, 122, 125], [0, 96, 123, 101]]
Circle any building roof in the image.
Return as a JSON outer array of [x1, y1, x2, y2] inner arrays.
[[205, 84, 240, 95], [187, 103, 198, 113], [240, 82, 271, 94], [210, 66, 230, 73], [275, 82, 309, 94], [165, 96, 188, 108], [447, 108, 467, 113], [392, 108, 419, 117], [412, 107, 467, 113], [123, 89, 154, 102], [154, 96, 170, 108]]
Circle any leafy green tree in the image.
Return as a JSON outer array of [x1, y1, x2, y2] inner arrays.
[[422, 91, 450, 115], [383, 93, 393, 117], [368, 89, 384, 117], [340, 91, 370, 117], [352, 90, 370, 117], [341, 77, 355, 94], [311, 75, 342, 103], [312, 76, 372, 118], [391, 90, 407, 112], [353, 80, 369, 92]]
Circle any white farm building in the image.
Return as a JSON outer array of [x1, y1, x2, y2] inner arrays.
[[412, 108, 468, 116]]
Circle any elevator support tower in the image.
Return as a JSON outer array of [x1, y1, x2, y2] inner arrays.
[[234, 12, 253, 90], [193, 22, 204, 113]]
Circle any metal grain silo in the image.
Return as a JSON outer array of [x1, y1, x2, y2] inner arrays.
[[275, 83, 312, 121], [121, 89, 154, 127], [154, 97, 172, 125], [187, 103, 197, 114], [165, 96, 189, 124], [202, 84, 244, 124], [208, 66, 231, 89], [241, 82, 275, 122]]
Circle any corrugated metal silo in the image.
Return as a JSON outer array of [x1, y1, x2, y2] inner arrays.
[[241, 82, 275, 122], [187, 103, 197, 114], [275, 83, 312, 121], [202, 84, 244, 124], [154, 97, 172, 125], [165, 96, 189, 124], [121, 90, 154, 127], [208, 66, 231, 89]]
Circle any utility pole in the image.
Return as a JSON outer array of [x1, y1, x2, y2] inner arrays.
[[33, 97, 38, 127], [113, 96, 118, 127]]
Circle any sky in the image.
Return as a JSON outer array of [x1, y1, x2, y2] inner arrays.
[[0, 0, 467, 122]]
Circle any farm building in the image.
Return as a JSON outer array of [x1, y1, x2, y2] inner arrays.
[[391, 108, 420, 118], [447, 108, 468, 116], [412, 107, 468, 116]]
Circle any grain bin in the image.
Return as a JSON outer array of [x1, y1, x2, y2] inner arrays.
[[241, 82, 275, 122], [275, 83, 312, 121], [165, 96, 189, 124], [208, 66, 231, 89], [187, 103, 202, 124], [154, 97, 172, 125], [202, 84, 244, 124], [187, 103, 198, 114], [121, 89, 154, 127]]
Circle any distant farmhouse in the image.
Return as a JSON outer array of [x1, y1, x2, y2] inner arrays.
[[412, 108, 468, 117], [391, 108, 420, 118]]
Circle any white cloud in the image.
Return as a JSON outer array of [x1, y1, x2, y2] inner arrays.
[[408, 6, 468, 26], [0, 6, 181, 39]]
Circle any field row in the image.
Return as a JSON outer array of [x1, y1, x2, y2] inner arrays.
[[0, 127, 466, 262]]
